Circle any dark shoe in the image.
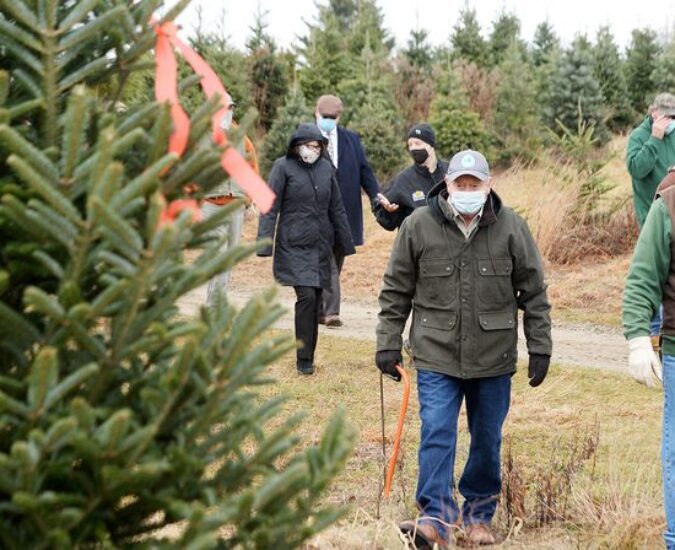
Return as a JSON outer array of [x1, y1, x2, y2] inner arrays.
[[398, 520, 448, 550], [318, 316, 326, 325], [324, 315, 343, 328], [296, 360, 315, 375], [458, 523, 497, 546]]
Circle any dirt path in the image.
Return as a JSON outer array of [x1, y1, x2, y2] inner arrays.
[[180, 285, 629, 374]]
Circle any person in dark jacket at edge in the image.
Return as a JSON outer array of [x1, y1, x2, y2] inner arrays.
[[373, 123, 448, 231], [256, 123, 355, 375], [375, 150, 552, 549], [315, 94, 380, 327]]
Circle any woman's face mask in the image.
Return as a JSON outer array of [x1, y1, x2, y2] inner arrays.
[[299, 144, 321, 164]]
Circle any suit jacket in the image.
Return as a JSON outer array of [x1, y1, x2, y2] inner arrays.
[[335, 126, 380, 246]]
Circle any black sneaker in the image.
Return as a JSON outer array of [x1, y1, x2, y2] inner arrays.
[[297, 360, 315, 375]]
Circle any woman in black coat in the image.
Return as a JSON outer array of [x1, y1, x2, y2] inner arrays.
[[257, 123, 355, 375]]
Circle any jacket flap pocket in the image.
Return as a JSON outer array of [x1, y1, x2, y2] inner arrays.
[[477, 259, 513, 276], [420, 311, 458, 330], [478, 311, 516, 330], [420, 259, 454, 277]]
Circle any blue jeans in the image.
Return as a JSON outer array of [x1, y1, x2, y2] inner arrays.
[[651, 305, 664, 337], [415, 369, 511, 535], [663, 355, 675, 549]]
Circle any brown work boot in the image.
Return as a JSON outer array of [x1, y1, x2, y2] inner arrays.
[[458, 523, 497, 546], [398, 520, 448, 549]]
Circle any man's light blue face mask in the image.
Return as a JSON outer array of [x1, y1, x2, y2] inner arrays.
[[317, 115, 337, 133], [666, 120, 675, 135]]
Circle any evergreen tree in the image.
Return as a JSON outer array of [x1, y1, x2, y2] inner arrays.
[[404, 27, 433, 71], [488, 11, 526, 67], [531, 21, 559, 67], [260, 85, 314, 174], [625, 28, 660, 114], [428, 82, 491, 159], [651, 42, 675, 101], [340, 36, 403, 179], [543, 36, 608, 143], [0, 1, 354, 546], [246, 6, 289, 131], [492, 43, 541, 163], [592, 26, 633, 130], [345, 0, 394, 57], [297, 11, 352, 103], [450, 7, 489, 68]]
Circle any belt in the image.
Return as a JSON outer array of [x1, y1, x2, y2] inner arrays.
[[204, 195, 238, 206]]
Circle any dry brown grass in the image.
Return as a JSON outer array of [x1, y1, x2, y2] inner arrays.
[[252, 332, 663, 549]]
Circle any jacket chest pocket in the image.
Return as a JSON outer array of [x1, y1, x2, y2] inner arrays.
[[476, 258, 514, 306], [419, 259, 457, 306]]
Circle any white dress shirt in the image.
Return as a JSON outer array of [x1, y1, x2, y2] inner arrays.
[[320, 127, 339, 169]]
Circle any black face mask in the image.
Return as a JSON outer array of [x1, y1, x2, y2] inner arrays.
[[410, 148, 429, 165]]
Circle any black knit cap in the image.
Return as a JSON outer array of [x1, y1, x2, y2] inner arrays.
[[406, 123, 436, 148]]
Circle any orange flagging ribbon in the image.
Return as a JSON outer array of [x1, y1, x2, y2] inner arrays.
[[154, 21, 274, 216]]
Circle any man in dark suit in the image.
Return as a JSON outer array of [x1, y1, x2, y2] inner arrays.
[[315, 94, 380, 327]]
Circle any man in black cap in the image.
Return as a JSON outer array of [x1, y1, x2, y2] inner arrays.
[[373, 123, 447, 231]]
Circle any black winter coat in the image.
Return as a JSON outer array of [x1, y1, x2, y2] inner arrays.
[[257, 124, 355, 288], [372, 160, 448, 231]]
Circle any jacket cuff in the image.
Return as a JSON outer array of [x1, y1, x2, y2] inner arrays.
[[376, 332, 402, 352]]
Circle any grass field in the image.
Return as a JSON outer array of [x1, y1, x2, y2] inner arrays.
[[258, 332, 664, 549]]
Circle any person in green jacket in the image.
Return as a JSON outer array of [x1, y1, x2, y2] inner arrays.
[[622, 181, 675, 550], [627, 92, 675, 229], [376, 150, 552, 549], [626, 92, 675, 347]]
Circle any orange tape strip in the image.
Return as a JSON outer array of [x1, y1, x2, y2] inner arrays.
[[221, 147, 275, 213], [156, 22, 273, 213], [154, 24, 189, 157]]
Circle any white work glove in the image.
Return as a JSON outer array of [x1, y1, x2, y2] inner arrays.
[[628, 336, 663, 387]]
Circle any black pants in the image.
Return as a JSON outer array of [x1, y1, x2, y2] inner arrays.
[[294, 286, 323, 363]]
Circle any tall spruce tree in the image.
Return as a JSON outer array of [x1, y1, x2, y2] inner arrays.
[[404, 27, 433, 71], [297, 11, 352, 103], [339, 35, 403, 179], [246, 6, 289, 131], [625, 28, 660, 114], [492, 43, 541, 163], [531, 21, 559, 67], [488, 11, 526, 68], [450, 7, 489, 68], [0, 1, 354, 547], [542, 36, 608, 143], [592, 26, 633, 130]]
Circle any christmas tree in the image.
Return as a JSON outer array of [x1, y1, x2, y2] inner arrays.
[[0, 1, 354, 547]]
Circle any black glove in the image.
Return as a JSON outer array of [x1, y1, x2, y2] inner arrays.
[[375, 350, 402, 382], [528, 354, 550, 387]]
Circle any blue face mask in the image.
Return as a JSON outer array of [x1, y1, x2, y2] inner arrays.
[[317, 116, 337, 133], [450, 190, 487, 215], [666, 120, 675, 135]]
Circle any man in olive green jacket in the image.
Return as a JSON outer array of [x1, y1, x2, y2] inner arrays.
[[376, 150, 552, 549]]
